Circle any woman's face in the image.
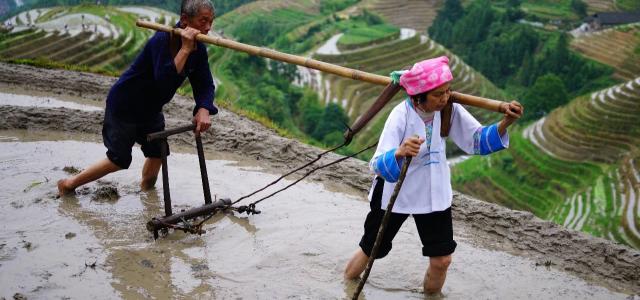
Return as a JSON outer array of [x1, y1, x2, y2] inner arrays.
[[415, 82, 451, 112], [181, 7, 214, 35]]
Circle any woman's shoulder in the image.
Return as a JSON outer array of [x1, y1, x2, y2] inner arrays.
[[391, 98, 410, 113]]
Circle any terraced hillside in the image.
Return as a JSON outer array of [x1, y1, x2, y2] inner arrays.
[[310, 31, 506, 152], [532, 78, 640, 248], [525, 78, 640, 163], [454, 77, 640, 248], [583, 0, 617, 13], [1, 5, 177, 73], [571, 24, 640, 81], [363, 0, 442, 32]]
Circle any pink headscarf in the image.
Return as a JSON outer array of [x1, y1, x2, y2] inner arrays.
[[399, 56, 454, 96]]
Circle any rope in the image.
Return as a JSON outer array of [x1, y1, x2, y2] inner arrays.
[[160, 141, 377, 235], [231, 141, 348, 206], [352, 156, 413, 299], [161, 143, 378, 234], [244, 141, 377, 207]]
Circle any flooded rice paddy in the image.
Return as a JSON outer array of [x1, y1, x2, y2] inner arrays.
[[0, 65, 638, 299], [0, 134, 630, 299]]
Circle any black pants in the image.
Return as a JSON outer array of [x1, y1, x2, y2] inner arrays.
[[102, 109, 167, 169], [359, 178, 457, 258]]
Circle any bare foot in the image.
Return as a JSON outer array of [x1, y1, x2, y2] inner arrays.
[[57, 179, 75, 197]]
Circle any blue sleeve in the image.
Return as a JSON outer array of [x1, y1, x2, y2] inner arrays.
[[371, 148, 402, 183], [473, 123, 509, 155], [189, 44, 218, 116], [147, 32, 186, 92]]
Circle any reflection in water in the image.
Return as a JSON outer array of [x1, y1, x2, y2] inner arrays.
[[0, 138, 631, 299]]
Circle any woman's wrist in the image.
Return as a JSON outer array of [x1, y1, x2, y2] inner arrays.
[[498, 118, 512, 136], [395, 148, 403, 159]]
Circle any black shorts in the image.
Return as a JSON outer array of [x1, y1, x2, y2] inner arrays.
[[102, 109, 168, 169], [359, 177, 457, 258]]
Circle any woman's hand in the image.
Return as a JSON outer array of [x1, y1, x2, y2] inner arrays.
[[395, 136, 425, 158], [498, 101, 523, 136]]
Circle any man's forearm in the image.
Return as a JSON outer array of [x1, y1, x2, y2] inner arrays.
[[174, 49, 190, 74]]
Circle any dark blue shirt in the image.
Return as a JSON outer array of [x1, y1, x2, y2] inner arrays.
[[106, 30, 217, 122]]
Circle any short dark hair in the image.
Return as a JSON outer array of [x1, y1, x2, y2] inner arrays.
[[181, 0, 215, 18]]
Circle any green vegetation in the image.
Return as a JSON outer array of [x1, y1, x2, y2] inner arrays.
[[570, 25, 640, 81], [2, 0, 254, 20], [337, 24, 399, 49], [570, 0, 587, 18], [454, 77, 640, 248], [204, 5, 355, 149], [520, 0, 579, 21], [429, 0, 615, 118], [524, 74, 568, 121], [0, 57, 119, 76], [225, 9, 315, 46], [319, 0, 359, 14], [617, 0, 640, 11], [0, 5, 159, 74], [453, 129, 605, 216]]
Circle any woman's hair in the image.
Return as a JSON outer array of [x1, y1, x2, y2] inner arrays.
[[181, 0, 215, 18], [412, 92, 429, 104]]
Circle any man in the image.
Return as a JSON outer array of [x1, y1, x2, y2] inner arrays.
[[58, 0, 217, 196]]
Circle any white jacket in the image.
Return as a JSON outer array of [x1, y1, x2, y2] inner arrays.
[[369, 99, 509, 214]]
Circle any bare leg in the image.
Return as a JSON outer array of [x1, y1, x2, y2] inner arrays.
[[344, 248, 369, 280], [58, 158, 121, 196], [140, 158, 162, 190], [424, 255, 452, 295]]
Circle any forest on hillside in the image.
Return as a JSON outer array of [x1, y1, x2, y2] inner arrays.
[[429, 0, 616, 121]]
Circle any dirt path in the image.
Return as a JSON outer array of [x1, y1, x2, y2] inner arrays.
[[0, 62, 639, 296]]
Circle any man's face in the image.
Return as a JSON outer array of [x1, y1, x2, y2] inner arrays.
[[181, 7, 214, 35]]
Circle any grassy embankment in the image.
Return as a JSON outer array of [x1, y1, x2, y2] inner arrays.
[[453, 77, 640, 248]]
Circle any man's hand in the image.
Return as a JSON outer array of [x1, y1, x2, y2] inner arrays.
[[193, 108, 211, 134], [174, 27, 200, 74], [395, 136, 425, 158], [179, 26, 200, 53], [498, 100, 524, 135]]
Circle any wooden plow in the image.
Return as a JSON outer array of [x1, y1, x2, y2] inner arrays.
[[145, 124, 233, 239]]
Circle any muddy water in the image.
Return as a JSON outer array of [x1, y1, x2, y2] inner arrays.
[[0, 91, 103, 111], [0, 133, 630, 299]]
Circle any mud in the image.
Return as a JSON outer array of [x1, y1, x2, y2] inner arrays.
[[0, 139, 633, 299], [0, 62, 639, 297]]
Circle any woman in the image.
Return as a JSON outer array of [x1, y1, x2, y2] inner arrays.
[[344, 56, 523, 295]]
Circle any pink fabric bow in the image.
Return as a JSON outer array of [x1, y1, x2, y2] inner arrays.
[[399, 56, 454, 96]]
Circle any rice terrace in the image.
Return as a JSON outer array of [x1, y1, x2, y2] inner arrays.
[[0, 0, 639, 299]]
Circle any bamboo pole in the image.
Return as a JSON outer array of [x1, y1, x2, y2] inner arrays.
[[136, 20, 507, 113]]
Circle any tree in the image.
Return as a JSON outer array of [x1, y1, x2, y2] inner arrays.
[[570, 0, 588, 18], [297, 90, 323, 135], [428, 0, 464, 47], [312, 103, 349, 143], [523, 74, 568, 121]]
